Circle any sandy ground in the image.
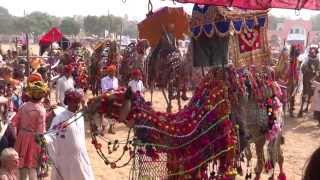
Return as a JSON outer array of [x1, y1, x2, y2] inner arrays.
[[45, 91, 319, 180]]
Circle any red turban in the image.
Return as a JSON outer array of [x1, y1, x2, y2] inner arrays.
[[131, 69, 142, 78], [64, 65, 73, 73], [64, 89, 83, 105]]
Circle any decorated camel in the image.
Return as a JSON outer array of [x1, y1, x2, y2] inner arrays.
[[85, 68, 238, 179], [298, 46, 320, 117], [139, 7, 190, 113], [82, 65, 285, 180], [88, 40, 119, 96], [275, 45, 302, 117], [119, 40, 149, 86]]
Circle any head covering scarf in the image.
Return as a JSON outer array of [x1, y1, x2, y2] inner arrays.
[[25, 81, 49, 100], [64, 89, 83, 105], [105, 65, 117, 75]]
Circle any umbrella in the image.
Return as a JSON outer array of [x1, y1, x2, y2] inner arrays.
[[176, 0, 320, 10], [138, 7, 189, 48]]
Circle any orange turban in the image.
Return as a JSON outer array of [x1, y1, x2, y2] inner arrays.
[[105, 65, 117, 74]]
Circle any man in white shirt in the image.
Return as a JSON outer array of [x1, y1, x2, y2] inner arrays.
[[100, 65, 118, 134], [56, 65, 75, 106], [128, 69, 145, 95], [101, 65, 118, 93], [45, 89, 94, 180]]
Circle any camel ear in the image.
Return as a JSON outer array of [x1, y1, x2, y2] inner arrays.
[[125, 87, 133, 100]]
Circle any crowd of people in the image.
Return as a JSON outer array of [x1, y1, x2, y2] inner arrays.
[[0, 47, 145, 179]]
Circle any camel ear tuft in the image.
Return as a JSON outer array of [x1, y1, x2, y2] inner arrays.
[[125, 87, 133, 100]]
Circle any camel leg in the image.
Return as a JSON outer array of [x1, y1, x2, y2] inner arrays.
[[304, 95, 311, 113], [150, 84, 154, 105], [181, 84, 188, 101], [162, 89, 171, 113], [254, 140, 265, 180], [278, 147, 284, 174], [298, 95, 306, 117], [177, 89, 181, 111], [244, 147, 253, 180], [289, 95, 295, 117]]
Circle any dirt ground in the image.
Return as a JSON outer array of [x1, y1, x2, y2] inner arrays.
[[58, 91, 320, 180]]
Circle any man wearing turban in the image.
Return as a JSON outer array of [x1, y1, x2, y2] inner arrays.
[[128, 69, 145, 94], [56, 65, 75, 106], [100, 65, 118, 134], [101, 65, 118, 93], [45, 89, 94, 180]]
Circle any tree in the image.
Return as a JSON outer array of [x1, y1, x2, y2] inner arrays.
[[0, 6, 10, 16], [60, 17, 80, 35], [0, 6, 13, 34], [269, 15, 285, 31], [83, 15, 101, 36], [311, 14, 320, 31], [123, 20, 138, 38], [24, 12, 60, 35], [0, 7, 138, 38]]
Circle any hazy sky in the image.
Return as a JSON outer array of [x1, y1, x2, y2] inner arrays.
[[0, 0, 319, 21]]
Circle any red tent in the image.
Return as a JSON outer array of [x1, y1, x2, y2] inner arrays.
[[177, 0, 320, 10], [39, 27, 63, 45]]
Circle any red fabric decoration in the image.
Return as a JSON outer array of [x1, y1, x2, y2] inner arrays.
[[238, 29, 261, 53], [39, 27, 63, 45], [176, 0, 320, 10], [278, 173, 287, 180]]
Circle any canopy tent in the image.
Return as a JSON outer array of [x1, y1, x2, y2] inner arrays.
[[39, 27, 70, 55], [176, 0, 320, 10], [39, 27, 63, 45], [190, 5, 269, 67]]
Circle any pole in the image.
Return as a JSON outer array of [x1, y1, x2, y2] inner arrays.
[[15, 37, 18, 52], [26, 33, 30, 76], [305, 31, 310, 48], [120, 21, 123, 46]]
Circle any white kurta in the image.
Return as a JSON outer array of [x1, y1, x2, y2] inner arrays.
[[128, 80, 145, 93], [311, 81, 320, 112], [45, 107, 95, 180], [56, 76, 75, 106], [101, 76, 118, 93]]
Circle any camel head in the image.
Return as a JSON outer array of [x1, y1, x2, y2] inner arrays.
[[85, 88, 148, 128]]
